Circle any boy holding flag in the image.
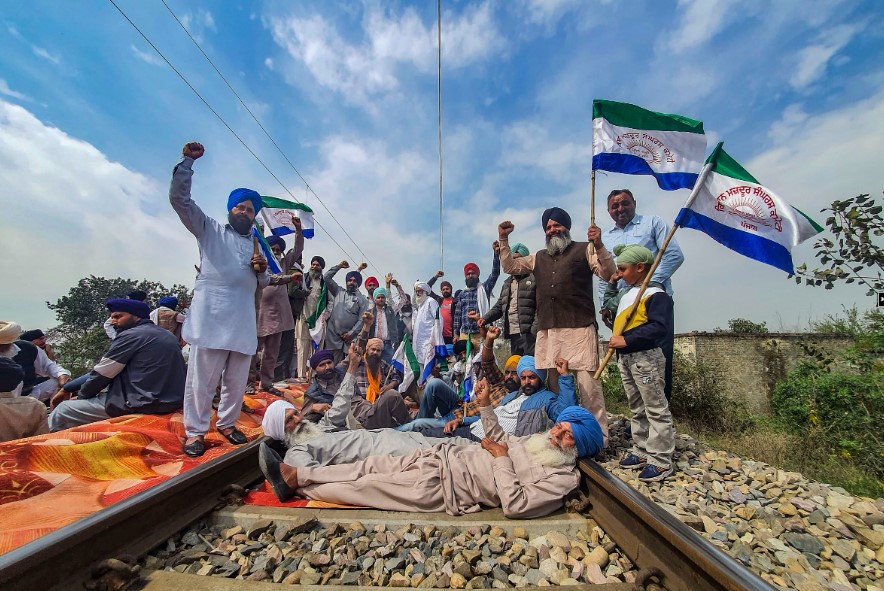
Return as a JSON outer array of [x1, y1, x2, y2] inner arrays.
[[608, 244, 675, 482]]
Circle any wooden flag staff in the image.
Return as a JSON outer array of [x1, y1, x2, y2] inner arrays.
[[593, 153, 717, 379]]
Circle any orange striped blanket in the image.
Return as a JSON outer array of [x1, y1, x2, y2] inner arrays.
[[0, 386, 314, 555]]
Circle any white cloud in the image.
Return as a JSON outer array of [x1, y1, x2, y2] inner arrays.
[[789, 24, 859, 90], [518, 0, 583, 27], [130, 44, 163, 67], [179, 8, 216, 43], [264, 57, 274, 70], [499, 121, 591, 182], [268, 2, 506, 108], [0, 79, 29, 101], [0, 99, 196, 330], [666, 0, 737, 54], [32, 46, 60, 65]]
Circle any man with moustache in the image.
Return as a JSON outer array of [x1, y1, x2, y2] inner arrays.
[[498, 207, 617, 447], [296, 255, 329, 381], [478, 242, 537, 355], [452, 243, 501, 349], [169, 141, 270, 457], [258, 375, 602, 518], [250, 232, 304, 394], [324, 261, 370, 365], [427, 271, 456, 344], [598, 189, 684, 400]]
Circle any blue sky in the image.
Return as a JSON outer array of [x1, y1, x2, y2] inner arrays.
[[2, 0, 883, 334]]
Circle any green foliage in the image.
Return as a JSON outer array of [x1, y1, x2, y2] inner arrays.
[[714, 318, 768, 334], [771, 370, 884, 479], [601, 351, 749, 433], [47, 275, 191, 376], [670, 352, 752, 434], [793, 192, 884, 295]]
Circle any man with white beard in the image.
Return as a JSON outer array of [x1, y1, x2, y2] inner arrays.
[[259, 378, 603, 517], [410, 281, 440, 378], [498, 207, 617, 447]]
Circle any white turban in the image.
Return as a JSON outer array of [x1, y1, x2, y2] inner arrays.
[[262, 399, 295, 441], [414, 281, 431, 294], [0, 321, 22, 345]]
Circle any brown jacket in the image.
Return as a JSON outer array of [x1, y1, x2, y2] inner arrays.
[[0, 392, 49, 443]]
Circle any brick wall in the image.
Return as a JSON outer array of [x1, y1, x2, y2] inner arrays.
[[672, 333, 854, 414]]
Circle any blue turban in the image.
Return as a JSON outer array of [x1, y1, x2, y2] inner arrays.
[[158, 296, 179, 309], [510, 242, 530, 257], [373, 287, 389, 299], [106, 298, 150, 319], [227, 188, 262, 214], [309, 349, 335, 370], [516, 355, 547, 382], [266, 235, 286, 251], [556, 406, 603, 458], [345, 271, 363, 287]]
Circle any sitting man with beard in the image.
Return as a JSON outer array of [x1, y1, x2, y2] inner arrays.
[[413, 324, 576, 442], [303, 334, 413, 430], [498, 207, 616, 447], [259, 377, 602, 517], [48, 299, 186, 431]]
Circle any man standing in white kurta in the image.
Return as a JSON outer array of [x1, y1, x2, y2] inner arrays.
[[170, 141, 270, 457]]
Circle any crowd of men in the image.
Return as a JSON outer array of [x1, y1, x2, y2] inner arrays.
[[0, 140, 684, 516]]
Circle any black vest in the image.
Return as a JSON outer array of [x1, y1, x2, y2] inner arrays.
[[12, 340, 39, 396], [533, 242, 597, 331]]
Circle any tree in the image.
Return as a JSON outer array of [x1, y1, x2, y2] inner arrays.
[[793, 192, 884, 296], [714, 318, 768, 334], [46, 276, 190, 376]]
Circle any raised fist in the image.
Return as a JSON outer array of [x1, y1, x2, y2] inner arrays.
[[498, 221, 514, 238], [182, 142, 204, 160]]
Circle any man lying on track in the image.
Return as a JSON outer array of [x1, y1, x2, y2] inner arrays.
[[259, 377, 603, 519]]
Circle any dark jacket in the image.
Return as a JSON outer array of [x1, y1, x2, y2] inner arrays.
[[481, 273, 537, 337], [12, 341, 39, 396], [368, 304, 401, 349], [79, 320, 185, 417]]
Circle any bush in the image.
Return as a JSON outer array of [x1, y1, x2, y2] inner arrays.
[[601, 351, 750, 433], [771, 367, 884, 478], [670, 351, 751, 434]]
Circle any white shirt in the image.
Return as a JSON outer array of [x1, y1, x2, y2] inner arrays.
[[471, 394, 526, 439], [170, 157, 269, 355]]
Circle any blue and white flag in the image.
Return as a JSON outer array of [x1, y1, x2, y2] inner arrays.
[[418, 307, 449, 386], [260, 196, 315, 238], [675, 142, 822, 273], [592, 99, 706, 191]]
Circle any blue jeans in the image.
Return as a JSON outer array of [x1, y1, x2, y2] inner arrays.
[[62, 373, 91, 393], [395, 417, 446, 432], [416, 378, 460, 420]]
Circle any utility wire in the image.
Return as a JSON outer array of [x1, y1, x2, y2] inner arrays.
[[437, 0, 444, 272], [107, 0, 370, 267], [159, 0, 376, 271]]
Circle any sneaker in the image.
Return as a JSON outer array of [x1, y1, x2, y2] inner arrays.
[[638, 464, 674, 482], [619, 453, 647, 469]]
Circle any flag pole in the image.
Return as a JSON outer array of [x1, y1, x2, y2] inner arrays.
[[593, 151, 719, 379]]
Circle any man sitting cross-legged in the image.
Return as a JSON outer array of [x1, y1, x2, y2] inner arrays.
[[48, 299, 185, 431], [259, 378, 602, 518]]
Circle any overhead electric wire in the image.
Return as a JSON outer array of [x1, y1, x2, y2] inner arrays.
[[107, 0, 372, 268], [437, 0, 444, 272], [158, 0, 377, 271]]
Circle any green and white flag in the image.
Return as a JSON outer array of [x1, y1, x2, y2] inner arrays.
[[260, 196, 315, 239], [675, 142, 822, 273]]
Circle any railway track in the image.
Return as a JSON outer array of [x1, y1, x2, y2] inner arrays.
[[0, 439, 773, 591]]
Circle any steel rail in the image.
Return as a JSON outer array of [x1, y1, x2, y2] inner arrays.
[[0, 440, 775, 591], [0, 438, 264, 591], [577, 458, 774, 591]]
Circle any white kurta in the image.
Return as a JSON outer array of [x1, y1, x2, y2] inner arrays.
[[170, 157, 269, 355]]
